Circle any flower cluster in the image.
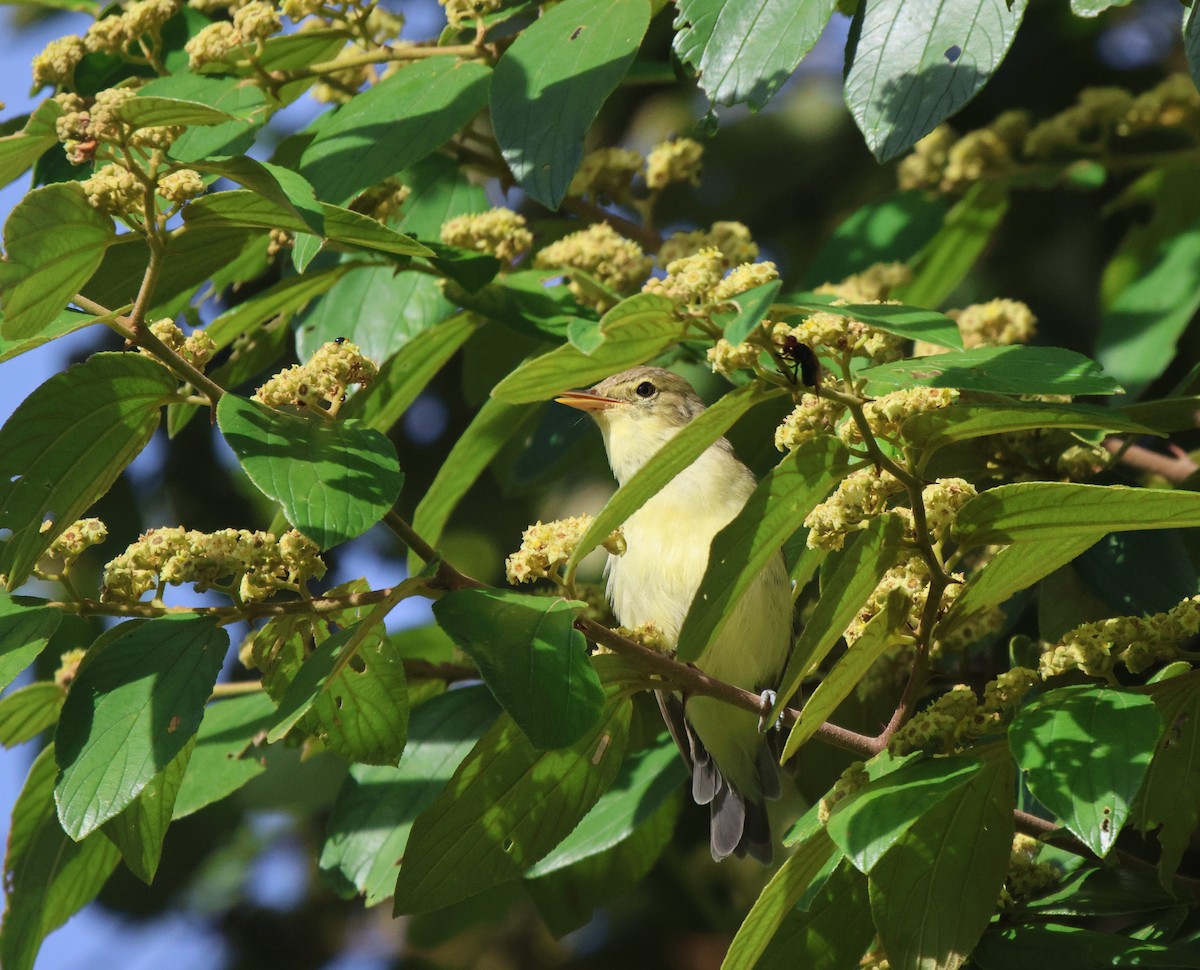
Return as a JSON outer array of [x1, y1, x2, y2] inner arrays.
[[657, 221, 759, 269], [817, 761, 868, 824], [32, 36, 88, 89], [533, 223, 654, 310], [804, 468, 905, 551], [184, 1, 284, 72], [1002, 834, 1060, 904], [645, 137, 704, 190], [440, 0, 504, 27], [1040, 596, 1200, 678], [349, 177, 410, 221], [643, 247, 778, 309], [773, 393, 846, 450], [773, 310, 905, 367], [55, 648, 88, 689], [143, 319, 217, 368], [812, 261, 911, 304], [505, 516, 625, 585], [80, 162, 143, 215], [156, 168, 205, 205], [102, 526, 326, 603], [440, 207, 532, 263], [568, 147, 644, 202], [254, 340, 377, 412], [56, 87, 182, 166], [712, 261, 779, 301], [887, 668, 1037, 756], [33, 0, 181, 87], [34, 518, 108, 579], [837, 387, 959, 446], [612, 622, 668, 654]]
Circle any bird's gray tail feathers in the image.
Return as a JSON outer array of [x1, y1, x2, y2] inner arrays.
[[656, 692, 779, 865]]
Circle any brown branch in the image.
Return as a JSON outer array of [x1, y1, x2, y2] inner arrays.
[[1104, 436, 1199, 484]]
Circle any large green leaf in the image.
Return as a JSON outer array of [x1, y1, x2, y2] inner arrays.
[[1010, 686, 1162, 857], [868, 745, 1014, 970], [780, 586, 908, 762], [100, 736, 194, 883], [116, 94, 243, 128], [672, 0, 837, 110], [190, 155, 325, 235], [143, 73, 269, 162], [774, 514, 906, 728], [756, 862, 875, 970], [320, 686, 499, 906], [973, 924, 1200, 968], [0, 594, 61, 693], [566, 381, 786, 572], [172, 692, 276, 819], [491, 0, 649, 209], [676, 437, 851, 663], [183, 189, 432, 259], [1097, 167, 1200, 399], [859, 345, 1121, 396], [1134, 675, 1200, 885], [0, 182, 114, 340], [0, 352, 176, 590], [953, 483, 1200, 549], [266, 618, 410, 765], [0, 308, 99, 366], [433, 590, 604, 750], [0, 682, 65, 748], [720, 827, 841, 970], [844, 0, 1028, 162], [392, 698, 631, 914], [897, 182, 1010, 308], [827, 755, 982, 873], [341, 312, 478, 432], [0, 745, 122, 970], [53, 616, 229, 840], [0, 107, 59, 191], [300, 57, 492, 204], [524, 735, 687, 875], [490, 293, 683, 404], [217, 393, 404, 549]]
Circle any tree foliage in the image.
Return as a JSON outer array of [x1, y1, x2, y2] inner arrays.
[[3, 0, 1200, 967]]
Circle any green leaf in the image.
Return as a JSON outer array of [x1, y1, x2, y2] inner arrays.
[[300, 57, 492, 205], [676, 437, 851, 663], [191, 155, 325, 234], [756, 862, 875, 970], [54, 616, 229, 840], [490, 293, 683, 404], [0, 183, 114, 341], [0, 745, 122, 970], [782, 299, 963, 350], [953, 483, 1200, 549], [673, 0, 836, 111], [392, 698, 631, 914], [0, 126, 58, 192], [410, 396, 539, 569], [868, 745, 1014, 970], [433, 590, 604, 750], [100, 736, 194, 883], [1098, 167, 1200, 399], [525, 735, 687, 875], [565, 381, 785, 572], [1010, 686, 1162, 856], [491, 0, 649, 209], [217, 393, 404, 549], [774, 515, 906, 726], [341, 312, 477, 432], [973, 924, 1200, 969], [1188, 2, 1200, 95], [320, 686, 499, 906], [936, 533, 1101, 640], [720, 280, 782, 346], [844, 0, 1027, 162], [1071, 0, 1131, 14], [719, 827, 840, 970], [0, 352, 175, 590], [172, 692, 276, 819], [0, 594, 61, 693], [116, 94, 242, 128], [143, 73, 268, 162], [266, 617, 411, 765], [903, 400, 1157, 474], [183, 189, 433, 259], [803, 191, 948, 287], [0, 682, 65, 748], [827, 755, 982, 873], [1075, 530, 1199, 617], [0, 308, 99, 365], [1135, 675, 1200, 884], [896, 182, 1010, 308], [859, 345, 1121, 396], [780, 586, 908, 763]]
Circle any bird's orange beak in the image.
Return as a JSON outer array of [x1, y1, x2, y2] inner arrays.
[[554, 389, 621, 412]]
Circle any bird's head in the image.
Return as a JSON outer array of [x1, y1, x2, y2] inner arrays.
[[555, 367, 707, 483]]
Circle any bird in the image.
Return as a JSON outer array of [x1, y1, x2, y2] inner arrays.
[[556, 366, 793, 863]]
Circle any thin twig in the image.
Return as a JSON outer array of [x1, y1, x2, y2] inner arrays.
[[1104, 437, 1198, 483]]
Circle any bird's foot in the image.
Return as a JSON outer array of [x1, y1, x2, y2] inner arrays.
[[758, 689, 783, 733]]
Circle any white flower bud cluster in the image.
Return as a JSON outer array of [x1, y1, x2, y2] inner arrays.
[[657, 221, 758, 269], [34, 518, 108, 579], [534, 223, 654, 310], [506, 516, 625, 585], [440, 207, 533, 263], [774, 394, 846, 450], [645, 137, 704, 190], [838, 387, 959, 446], [569, 147, 644, 201], [254, 340, 377, 412], [1040, 596, 1200, 678], [804, 468, 905, 551], [145, 319, 217, 367]]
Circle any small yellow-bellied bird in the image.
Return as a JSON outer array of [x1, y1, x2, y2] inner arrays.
[[557, 366, 792, 863]]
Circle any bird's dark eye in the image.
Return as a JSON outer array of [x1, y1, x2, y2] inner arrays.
[[635, 381, 656, 398]]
